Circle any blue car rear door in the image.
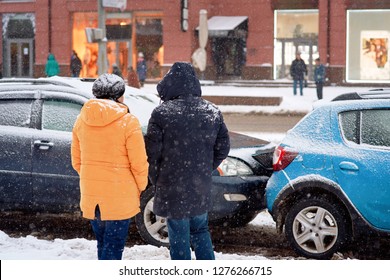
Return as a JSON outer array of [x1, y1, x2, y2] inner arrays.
[[333, 107, 390, 230]]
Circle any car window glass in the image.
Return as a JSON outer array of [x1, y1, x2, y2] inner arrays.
[[339, 111, 359, 144], [0, 100, 32, 127], [42, 100, 82, 132], [361, 109, 390, 147]]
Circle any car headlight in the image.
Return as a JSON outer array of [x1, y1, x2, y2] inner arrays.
[[217, 157, 254, 176]]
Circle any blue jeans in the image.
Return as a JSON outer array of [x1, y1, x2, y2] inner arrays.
[[167, 212, 215, 260], [90, 206, 131, 260], [293, 79, 304, 95]]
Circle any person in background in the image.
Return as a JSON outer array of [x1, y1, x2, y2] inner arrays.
[[71, 73, 148, 260], [70, 50, 82, 77], [314, 57, 326, 99], [45, 53, 60, 77], [111, 63, 123, 79], [127, 66, 141, 89], [290, 52, 307, 96], [145, 62, 230, 260], [136, 52, 147, 87]]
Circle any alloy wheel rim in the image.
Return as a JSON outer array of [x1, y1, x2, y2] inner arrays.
[[143, 198, 169, 243], [292, 206, 338, 254]]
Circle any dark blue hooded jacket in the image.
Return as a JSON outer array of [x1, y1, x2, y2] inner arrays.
[[145, 62, 230, 219]]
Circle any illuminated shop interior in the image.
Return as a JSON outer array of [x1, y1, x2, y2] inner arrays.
[[72, 11, 163, 79]]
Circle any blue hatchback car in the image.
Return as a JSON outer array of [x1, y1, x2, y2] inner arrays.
[[266, 90, 390, 259]]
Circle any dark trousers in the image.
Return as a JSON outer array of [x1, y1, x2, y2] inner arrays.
[[167, 212, 215, 260], [90, 206, 131, 260], [316, 82, 324, 99]]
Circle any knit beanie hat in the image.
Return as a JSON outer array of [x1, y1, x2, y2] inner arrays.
[[92, 73, 125, 100]]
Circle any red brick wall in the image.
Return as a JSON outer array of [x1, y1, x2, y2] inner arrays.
[[329, 0, 346, 67], [35, 0, 50, 76], [318, 0, 329, 65], [2, 0, 390, 83], [162, 1, 191, 64], [207, 0, 274, 66]]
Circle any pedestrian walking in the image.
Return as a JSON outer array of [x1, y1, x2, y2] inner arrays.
[[145, 62, 230, 260], [127, 66, 141, 88], [71, 73, 149, 260], [290, 52, 307, 96], [70, 50, 82, 77], [314, 57, 326, 99], [45, 53, 60, 77], [136, 52, 147, 87]]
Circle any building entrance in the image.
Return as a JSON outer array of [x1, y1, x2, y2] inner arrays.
[[212, 38, 246, 77], [275, 37, 317, 80], [3, 14, 35, 78], [6, 39, 34, 77], [274, 10, 319, 80]]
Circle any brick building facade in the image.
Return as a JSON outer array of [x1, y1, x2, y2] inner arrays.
[[1, 0, 390, 85]]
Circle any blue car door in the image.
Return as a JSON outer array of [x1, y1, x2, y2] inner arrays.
[[31, 97, 84, 212], [333, 108, 390, 230]]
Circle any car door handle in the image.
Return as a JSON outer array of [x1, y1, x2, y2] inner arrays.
[[339, 161, 359, 171], [34, 140, 54, 150]]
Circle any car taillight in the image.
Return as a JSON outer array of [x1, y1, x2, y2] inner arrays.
[[273, 146, 298, 171]]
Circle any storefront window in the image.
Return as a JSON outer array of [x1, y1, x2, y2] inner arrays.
[[274, 10, 318, 80], [347, 10, 390, 82], [72, 12, 163, 79], [135, 15, 163, 79], [106, 15, 132, 78], [72, 13, 99, 77]]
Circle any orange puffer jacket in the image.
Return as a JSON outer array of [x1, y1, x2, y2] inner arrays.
[[71, 99, 148, 220]]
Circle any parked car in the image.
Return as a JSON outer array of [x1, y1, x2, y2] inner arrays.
[[266, 89, 390, 259], [0, 76, 275, 247]]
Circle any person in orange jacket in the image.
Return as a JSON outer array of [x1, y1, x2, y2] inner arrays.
[[71, 73, 148, 260]]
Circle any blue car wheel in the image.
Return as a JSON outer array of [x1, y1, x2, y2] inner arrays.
[[284, 195, 350, 259]]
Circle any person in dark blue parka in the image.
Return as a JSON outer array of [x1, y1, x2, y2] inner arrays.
[[145, 62, 230, 260]]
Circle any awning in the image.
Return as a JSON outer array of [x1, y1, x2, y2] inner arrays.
[[196, 16, 248, 38]]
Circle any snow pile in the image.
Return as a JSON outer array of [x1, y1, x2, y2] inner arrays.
[[0, 211, 274, 260]]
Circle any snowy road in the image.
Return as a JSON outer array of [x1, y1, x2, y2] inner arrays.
[[224, 113, 303, 133], [1, 210, 390, 260]]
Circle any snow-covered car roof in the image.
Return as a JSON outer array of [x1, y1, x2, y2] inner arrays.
[[0, 76, 160, 129], [44, 76, 160, 126]]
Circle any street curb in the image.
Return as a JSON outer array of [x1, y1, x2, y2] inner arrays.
[[203, 95, 282, 106]]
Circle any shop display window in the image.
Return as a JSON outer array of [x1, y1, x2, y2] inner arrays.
[[347, 10, 390, 82]]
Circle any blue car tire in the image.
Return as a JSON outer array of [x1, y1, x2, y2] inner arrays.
[[284, 195, 350, 259]]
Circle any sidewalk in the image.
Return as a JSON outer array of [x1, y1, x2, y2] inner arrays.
[[142, 82, 372, 116], [142, 82, 373, 143]]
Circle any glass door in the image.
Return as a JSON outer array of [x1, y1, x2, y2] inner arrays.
[[107, 41, 130, 78], [7, 39, 33, 77], [275, 38, 318, 80], [274, 10, 319, 80]]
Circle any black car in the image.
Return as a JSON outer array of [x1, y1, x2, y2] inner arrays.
[[0, 77, 275, 247]]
